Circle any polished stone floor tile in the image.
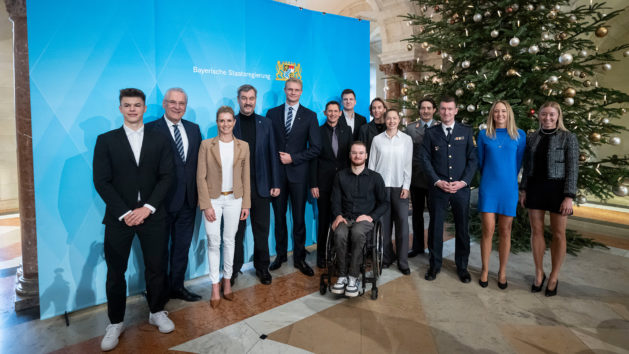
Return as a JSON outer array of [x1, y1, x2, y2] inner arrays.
[[501, 324, 592, 353]]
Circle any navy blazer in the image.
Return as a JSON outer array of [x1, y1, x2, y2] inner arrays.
[[233, 113, 281, 197], [93, 126, 175, 225], [309, 122, 352, 192], [145, 116, 202, 212], [420, 122, 477, 186], [266, 104, 321, 183]]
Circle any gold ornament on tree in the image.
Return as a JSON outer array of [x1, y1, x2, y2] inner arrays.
[[595, 26, 608, 37], [466, 82, 476, 90], [406, 43, 413, 51], [563, 87, 576, 97], [589, 132, 601, 142]]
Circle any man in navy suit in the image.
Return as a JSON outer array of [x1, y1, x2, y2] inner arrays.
[[338, 88, 367, 141], [420, 95, 477, 283], [93, 88, 175, 351], [267, 78, 321, 276], [309, 101, 352, 268], [145, 88, 202, 302], [233, 84, 281, 285]]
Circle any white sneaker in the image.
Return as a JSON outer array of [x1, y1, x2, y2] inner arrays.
[[100, 322, 124, 351], [149, 311, 175, 333], [331, 276, 348, 294], [345, 276, 360, 297]]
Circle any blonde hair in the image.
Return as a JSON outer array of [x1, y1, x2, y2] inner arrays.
[[538, 101, 568, 131], [486, 100, 520, 139], [285, 77, 303, 88]]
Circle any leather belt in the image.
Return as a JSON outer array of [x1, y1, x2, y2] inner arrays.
[[221, 191, 233, 196]]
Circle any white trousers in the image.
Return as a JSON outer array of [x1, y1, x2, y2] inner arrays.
[[203, 194, 242, 284]]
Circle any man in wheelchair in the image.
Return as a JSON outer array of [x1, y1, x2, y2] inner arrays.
[[329, 141, 388, 297]]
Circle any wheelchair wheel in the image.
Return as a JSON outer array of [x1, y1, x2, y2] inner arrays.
[[325, 227, 336, 269], [319, 279, 327, 295], [372, 222, 384, 277], [371, 287, 378, 300]]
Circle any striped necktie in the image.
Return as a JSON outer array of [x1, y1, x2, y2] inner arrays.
[[173, 124, 185, 161], [285, 107, 293, 135]]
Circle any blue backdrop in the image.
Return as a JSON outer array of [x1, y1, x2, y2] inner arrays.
[[27, 0, 369, 319]]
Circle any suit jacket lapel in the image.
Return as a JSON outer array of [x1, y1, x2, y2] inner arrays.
[[116, 127, 138, 167], [182, 120, 195, 164], [210, 137, 221, 168]]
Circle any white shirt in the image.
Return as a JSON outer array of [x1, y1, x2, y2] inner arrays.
[[368, 130, 413, 189], [219, 140, 234, 192], [120, 124, 155, 220], [164, 116, 189, 160], [284, 102, 300, 132], [441, 121, 455, 137], [343, 110, 355, 132]]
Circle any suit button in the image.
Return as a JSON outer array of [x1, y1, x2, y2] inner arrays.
[[449, 155, 452, 158], [449, 166, 452, 169], [449, 177, 453, 180], [448, 144, 451, 147]]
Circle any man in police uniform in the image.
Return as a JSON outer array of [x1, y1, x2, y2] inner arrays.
[[420, 96, 477, 283]]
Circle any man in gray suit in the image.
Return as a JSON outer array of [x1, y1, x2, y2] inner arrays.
[[406, 97, 437, 258]]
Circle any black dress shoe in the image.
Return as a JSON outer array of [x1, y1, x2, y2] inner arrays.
[[478, 278, 488, 288], [531, 273, 546, 293], [269, 256, 286, 271], [256, 269, 272, 285], [424, 268, 440, 281], [295, 260, 314, 276], [545, 280, 558, 297], [408, 249, 423, 258], [458, 269, 471, 283], [399, 267, 411, 275], [170, 287, 202, 302]]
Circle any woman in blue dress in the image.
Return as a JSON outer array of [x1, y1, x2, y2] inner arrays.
[[477, 101, 525, 289]]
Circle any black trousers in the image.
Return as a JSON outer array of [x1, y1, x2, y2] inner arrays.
[[410, 185, 429, 252], [427, 186, 471, 271], [234, 181, 271, 272], [315, 189, 332, 265], [272, 179, 308, 262], [104, 217, 169, 324], [382, 187, 410, 269], [166, 202, 196, 290]]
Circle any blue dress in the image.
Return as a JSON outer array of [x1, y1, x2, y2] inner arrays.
[[477, 128, 526, 216]]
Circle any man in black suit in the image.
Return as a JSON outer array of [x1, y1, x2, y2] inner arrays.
[[233, 84, 281, 285], [309, 101, 352, 269], [93, 88, 175, 351], [406, 97, 437, 258], [420, 96, 477, 283], [145, 88, 202, 302], [338, 88, 367, 141], [267, 78, 321, 276]]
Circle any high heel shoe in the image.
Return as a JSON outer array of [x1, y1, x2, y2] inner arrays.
[[222, 280, 234, 301], [478, 278, 488, 288], [545, 280, 558, 297], [210, 298, 221, 309], [531, 273, 546, 293], [498, 280, 508, 290]]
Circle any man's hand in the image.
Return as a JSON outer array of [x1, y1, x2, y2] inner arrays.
[[270, 188, 280, 197], [519, 191, 526, 208], [123, 212, 138, 227], [240, 208, 250, 220], [400, 189, 410, 199], [355, 215, 373, 223], [559, 197, 573, 216], [203, 208, 216, 222], [449, 181, 466, 193], [279, 152, 293, 164], [436, 180, 451, 193], [331, 215, 348, 231], [125, 207, 151, 226], [311, 187, 320, 199]]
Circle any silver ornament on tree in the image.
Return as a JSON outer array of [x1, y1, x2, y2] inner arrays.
[[576, 195, 587, 204], [455, 88, 464, 97], [548, 75, 559, 84], [528, 45, 539, 54], [602, 63, 612, 71], [509, 37, 520, 47], [461, 60, 471, 69], [467, 104, 476, 112], [610, 136, 621, 145], [579, 49, 588, 57], [624, 50, 629, 57], [526, 4, 534, 11], [569, 15, 577, 23], [541, 32, 551, 41], [479, 123, 488, 130], [602, 118, 610, 124], [613, 184, 629, 197], [564, 97, 574, 106], [558, 53, 573, 65], [466, 82, 476, 90], [473, 13, 482, 22], [491, 30, 499, 38]]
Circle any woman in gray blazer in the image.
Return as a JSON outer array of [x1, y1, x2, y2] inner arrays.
[[519, 101, 578, 297]]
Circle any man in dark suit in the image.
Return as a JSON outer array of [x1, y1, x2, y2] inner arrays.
[[267, 78, 321, 276], [93, 88, 175, 351], [233, 84, 281, 285], [145, 88, 202, 302], [309, 101, 352, 268], [420, 95, 477, 283], [338, 88, 367, 141], [405, 97, 437, 258]]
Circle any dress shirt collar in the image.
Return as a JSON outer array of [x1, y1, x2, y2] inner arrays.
[[285, 102, 300, 114], [421, 119, 433, 128], [163, 115, 183, 128], [343, 110, 354, 120], [441, 121, 455, 135], [123, 124, 144, 135], [384, 130, 402, 139]]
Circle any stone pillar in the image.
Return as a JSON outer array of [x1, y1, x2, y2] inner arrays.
[[378, 63, 401, 110], [397, 60, 422, 123], [5, 0, 39, 311]]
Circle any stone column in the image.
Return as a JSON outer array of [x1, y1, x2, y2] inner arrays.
[[397, 60, 422, 123], [378, 63, 401, 110], [5, 0, 39, 311]]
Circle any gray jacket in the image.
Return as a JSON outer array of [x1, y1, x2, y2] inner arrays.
[[406, 120, 437, 188], [521, 129, 579, 196]]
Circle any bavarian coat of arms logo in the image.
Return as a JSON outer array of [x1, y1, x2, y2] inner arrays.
[[276, 61, 302, 81]]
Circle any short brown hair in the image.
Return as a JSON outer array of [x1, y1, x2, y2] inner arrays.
[[216, 106, 235, 120]]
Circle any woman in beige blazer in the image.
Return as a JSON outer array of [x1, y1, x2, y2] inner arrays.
[[197, 106, 250, 308]]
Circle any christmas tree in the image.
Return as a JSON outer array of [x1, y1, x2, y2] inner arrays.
[[396, 0, 629, 253]]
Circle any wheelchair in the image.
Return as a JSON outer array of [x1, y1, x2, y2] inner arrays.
[[319, 219, 383, 300]]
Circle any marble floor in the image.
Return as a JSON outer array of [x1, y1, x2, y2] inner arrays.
[[0, 208, 628, 353]]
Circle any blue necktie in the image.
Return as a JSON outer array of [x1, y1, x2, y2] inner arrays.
[[173, 124, 185, 161], [285, 107, 293, 135]]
